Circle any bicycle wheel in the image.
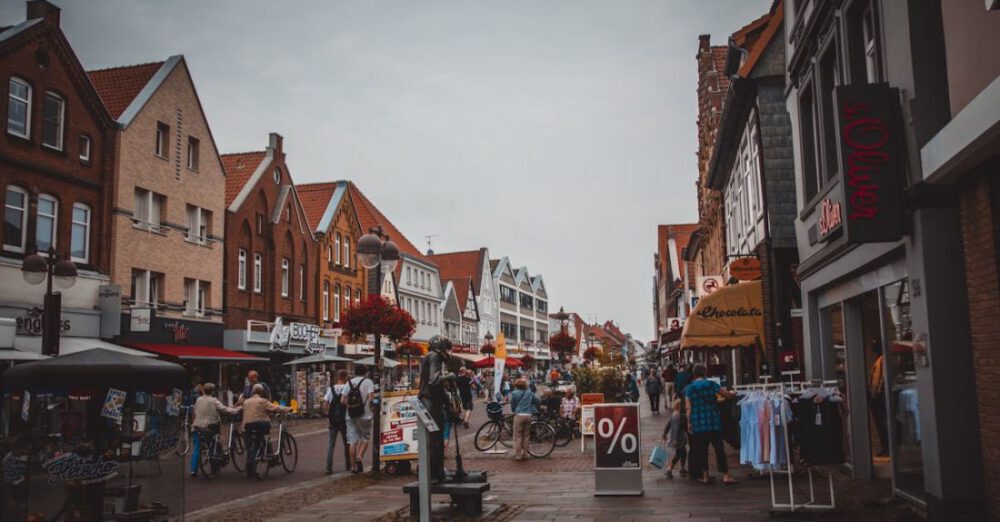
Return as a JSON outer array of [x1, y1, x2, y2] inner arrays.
[[499, 416, 514, 448], [174, 428, 191, 457], [474, 421, 501, 451], [198, 437, 217, 479], [280, 432, 298, 473], [258, 440, 271, 478], [553, 420, 572, 448], [527, 421, 556, 458], [229, 431, 245, 473]]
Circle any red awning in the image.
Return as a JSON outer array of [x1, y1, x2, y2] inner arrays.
[[127, 343, 267, 362]]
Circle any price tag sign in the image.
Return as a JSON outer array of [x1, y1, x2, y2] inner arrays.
[[593, 403, 643, 496]]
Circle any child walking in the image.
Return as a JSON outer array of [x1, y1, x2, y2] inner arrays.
[[660, 399, 688, 478]]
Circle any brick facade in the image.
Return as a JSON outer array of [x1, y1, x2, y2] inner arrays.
[[692, 35, 729, 278], [960, 172, 1000, 519], [0, 3, 115, 275], [222, 134, 317, 330], [96, 58, 226, 323]]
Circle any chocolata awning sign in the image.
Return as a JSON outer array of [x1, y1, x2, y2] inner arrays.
[[833, 83, 904, 244]]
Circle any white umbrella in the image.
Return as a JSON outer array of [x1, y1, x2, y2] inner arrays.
[[283, 353, 352, 365], [355, 356, 399, 368]]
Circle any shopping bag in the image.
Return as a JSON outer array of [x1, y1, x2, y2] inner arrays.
[[649, 444, 668, 469]]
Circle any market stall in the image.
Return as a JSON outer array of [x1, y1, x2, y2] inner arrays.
[[283, 353, 352, 415], [1, 348, 187, 521]]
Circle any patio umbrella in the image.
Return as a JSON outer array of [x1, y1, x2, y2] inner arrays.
[[2, 348, 186, 391], [355, 356, 400, 368], [472, 356, 524, 369], [282, 353, 353, 365]]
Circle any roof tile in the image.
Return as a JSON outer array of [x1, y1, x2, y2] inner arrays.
[[220, 151, 267, 207], [346, 182, 432, 266], [87, 61, 164, 119], [297, 182, 339, 231]]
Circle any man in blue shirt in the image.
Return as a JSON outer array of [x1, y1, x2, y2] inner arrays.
[[684, 363, 736, 485]]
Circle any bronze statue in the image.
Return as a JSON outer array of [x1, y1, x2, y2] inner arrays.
[[419, 335, 456, 482]]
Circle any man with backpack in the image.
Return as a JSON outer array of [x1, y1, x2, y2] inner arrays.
[[322, 370, 351, 474], [342, 365, 375, 474]]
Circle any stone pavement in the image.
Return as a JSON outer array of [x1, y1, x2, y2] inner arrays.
[[213, 389, 923, 521]]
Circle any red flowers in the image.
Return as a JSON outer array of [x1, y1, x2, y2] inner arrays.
[[479, 344, 496, 355], [340, 295, 416, 343], [548, 332, 577, 362], [395, 340, 423, 357], [583, 346, 602, 362]]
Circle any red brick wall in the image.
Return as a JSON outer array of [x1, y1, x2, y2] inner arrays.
[[695, 35, 729, 276], [224, 138, 317, 330], [960, 173, 1000, 519], [0, 15, 115, 273]]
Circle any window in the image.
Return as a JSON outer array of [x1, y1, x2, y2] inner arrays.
[[237, 249, 247, 290], [501, 322, 517, 340], [500, 286, 517, 304], [186, 205, 211, 244], [70, 203, 90, 262], [520, 326, 533, 342], [133, 188, 163, 231], [345, 287, 352, 309], [818, 43, 840, 184], [343, 236, 350, 268], [79, 134, 91, 162], [253, 253, 263, 293], [322, 281, 330, 321], [861, 5, 880, 82], [407, 267, 412, 284], [256, 213, 263, 235], [7, 78, 30, 138], [335, 233, 341, 265], [185, 279, 207, 317], [520, 293, 534, 310], [536, 300, 547, 313], [355, 287, 361, 305], [4, 185, 28, 252], [42, 92, 64, 150], [327, 245, 333, 263], [539, 330, 549, 343], [846, 1, 882, 84], [334, 285, 341, 322], [187, 136, 200, 170], [156, 122, 169, 157], [272, 168, 281, 184], [36, 194, 57, 252], [130, 269, 162, 308], [299, 265, 305, 301], [798, 82, 819, 200], [281, 258, 290, 297]]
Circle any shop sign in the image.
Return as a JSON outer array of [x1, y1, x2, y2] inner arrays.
[[269, 317, 324, 353], [728, 257, 762, 281], [137, 430, 180, 459], [130, 308, 152, 333], [833, 83, 904, 244], [42, 453, 119, 485], [666, 318, 684, 332], [101, 388, 127, 421], [163, 321, 190, 342], [817, 197, 843, 240], [695, 304, 763, 320], [593, 403, 643, 496], [696, 275, 723, 297], [16, 307, 71, 336]]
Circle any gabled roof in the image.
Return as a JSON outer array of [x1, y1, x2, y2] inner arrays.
[[492, 257, 515, 281], [346, 182, 432, 265], [733, 1, 783, 79], [530, 275, 546, 294], [297, 181, 353, 235], [514, 267, 533, 287], [427, 249, 489, 293], [444, 277, 477, 321], [221, 151, 268, 207], [88, 59, 168, 122], [657, 224, 699, 291], [441, 280, 460, 317]]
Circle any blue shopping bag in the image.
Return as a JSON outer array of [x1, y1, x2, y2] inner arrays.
[[649, 444, 668, 469]]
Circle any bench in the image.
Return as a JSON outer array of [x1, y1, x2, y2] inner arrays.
[[403, 481, 490, 517]]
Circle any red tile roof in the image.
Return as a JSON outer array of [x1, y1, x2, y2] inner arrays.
[[87, 61, 164, 119], [736, 1, 784, 78], [296, 182, 339, 231], [346, 182, 430, 265], [427, 249, 487, 292], [658, 224, 699, 289], [221, 151, 267, 207]]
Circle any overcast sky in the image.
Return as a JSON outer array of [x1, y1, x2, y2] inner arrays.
[[5, 1, 771, 341]]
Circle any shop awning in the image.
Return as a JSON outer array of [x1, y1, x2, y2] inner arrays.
[[282, 353, 352, 365], [451, 352, 481, 363], [355, 356, 400, 368], [0, 348, 49, 361], [680, 280, 765, 350], [127, 343, 268, 362], [15, 336, 155, 357]]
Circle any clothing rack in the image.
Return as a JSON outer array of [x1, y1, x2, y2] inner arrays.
[[734, 381, 837, 514]]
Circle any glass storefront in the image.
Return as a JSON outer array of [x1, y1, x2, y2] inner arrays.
[[821, 303, 851, 464]]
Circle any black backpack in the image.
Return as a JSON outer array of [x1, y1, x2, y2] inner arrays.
[[346, 378, 368, 418], [328, 387, 347, 426]]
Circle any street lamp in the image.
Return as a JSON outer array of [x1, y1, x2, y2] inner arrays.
[[21, 248, 77, 356], [586, 330, 597, 367], [484, 331, 493, 347], [356, 226, 398, 475]]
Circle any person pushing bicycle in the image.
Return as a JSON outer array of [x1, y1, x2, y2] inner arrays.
[[241, 383, 291, 479], [191, 382, 239, 477]]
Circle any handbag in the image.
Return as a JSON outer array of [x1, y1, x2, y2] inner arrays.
[[649, 444, 668, 469]]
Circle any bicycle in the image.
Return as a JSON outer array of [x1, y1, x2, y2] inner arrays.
[[174, 405, 193, 456], [538, 410, 577, 448], [197, 417, 244, 478], [247, 413, 298, 478], [474, 402, 556, 458]]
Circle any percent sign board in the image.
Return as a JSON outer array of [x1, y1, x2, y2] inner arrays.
[[592, 403, 643, 496]]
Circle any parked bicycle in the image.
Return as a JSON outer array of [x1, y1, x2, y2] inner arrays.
[[474, 402, 556, 458], [247, 413, 298, 478], [197, 416, 245, 478], [538, 410, 578, 448], [174, 405, 193, 456]]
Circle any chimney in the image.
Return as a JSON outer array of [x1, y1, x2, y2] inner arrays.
[[27, 0, 60, 26], [268, 132, 283, 154], [698, 34, 711, 53]]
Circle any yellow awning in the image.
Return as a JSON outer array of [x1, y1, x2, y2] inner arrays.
[[680, 280, 765, 350]]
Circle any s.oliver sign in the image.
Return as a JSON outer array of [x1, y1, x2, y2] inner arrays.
[[833, 83, 904, 244]]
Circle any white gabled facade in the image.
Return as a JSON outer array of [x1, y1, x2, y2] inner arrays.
[[396, 255, 443, 342], [475, 250, 497, 346], [491, 256, 550, 361]]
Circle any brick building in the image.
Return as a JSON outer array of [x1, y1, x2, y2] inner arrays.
[[918, 2, 1000, 517], [220, 134, 320, 388], [88, 55, 235, 362], [0, 1, 121, 356], [684, 35, 731, 281], [704, 2, 801, 375], [652, 223, 698, 349], [297, 180, 366, 330]]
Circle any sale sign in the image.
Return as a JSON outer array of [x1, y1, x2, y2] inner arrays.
[[593, 404, 641, 469]]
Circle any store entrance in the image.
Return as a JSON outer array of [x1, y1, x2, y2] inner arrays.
[[859, 290, 891, 478]]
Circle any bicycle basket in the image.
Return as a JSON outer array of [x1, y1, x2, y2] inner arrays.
[[486, 401, 504, 421]]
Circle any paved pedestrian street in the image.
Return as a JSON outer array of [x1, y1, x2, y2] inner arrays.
[[190, 391, 924, 521]]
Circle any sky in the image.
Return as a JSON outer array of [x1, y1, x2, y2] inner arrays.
[[3, 0, 771, 341]]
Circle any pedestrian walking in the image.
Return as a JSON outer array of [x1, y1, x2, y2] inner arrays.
[[342, 365, 375, 474], [625, 373, 639, 403], [236, 370, 271, 406], [190, 383, 238, 477], [674, 364, 692, 397], [684, 363, 737, 485], [510, 378, 539, 460], [457, 368, 474, 428], [241, 384, 291, 478], [660, 399, 688, 478], [645, 371, 663, 414], [661, 364, 677, 403], [322, 370, 351, 474]]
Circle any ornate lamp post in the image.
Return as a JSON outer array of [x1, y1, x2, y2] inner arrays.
[[356, 226, 399, 474], [586, 330, 597, 366], [552, 307, 569, 367], [21, 248, 77, 356]]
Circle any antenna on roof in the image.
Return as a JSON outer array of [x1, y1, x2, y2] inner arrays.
[[425, 234, 439, 256]]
